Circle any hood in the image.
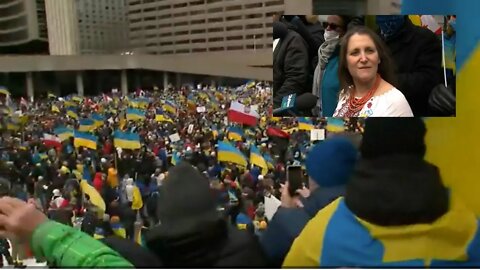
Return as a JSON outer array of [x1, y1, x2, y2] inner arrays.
[[345, 155, 449, 226]]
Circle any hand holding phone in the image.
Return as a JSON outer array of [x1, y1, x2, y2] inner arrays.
[[287, 165, 303, 197]]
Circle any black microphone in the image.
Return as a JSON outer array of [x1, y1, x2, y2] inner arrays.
[[273, 21, 288, 40], [294, 93, 318, 110]]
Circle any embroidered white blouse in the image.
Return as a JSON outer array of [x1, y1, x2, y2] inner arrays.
[[333, 87, 414, 117]]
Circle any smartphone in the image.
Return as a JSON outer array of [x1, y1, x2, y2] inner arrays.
[[287, 165, 303, 197]]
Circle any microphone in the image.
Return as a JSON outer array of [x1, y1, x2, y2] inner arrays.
[[273, 93, 318, 116], [273, 21, 288, 40]]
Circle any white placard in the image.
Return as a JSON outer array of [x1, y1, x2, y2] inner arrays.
[[196, 106, 206, 113], [264, 195, 282, 221], [169, 133, 181, 142], [187, 124, 194, 134], [112, 88, 118, 93], [311, 129, 325, 141]]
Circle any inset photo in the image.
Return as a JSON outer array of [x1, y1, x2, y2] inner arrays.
[[273, 15, 456, 117]]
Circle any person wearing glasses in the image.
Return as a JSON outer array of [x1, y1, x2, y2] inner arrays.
[[312, 15, 351, 117], [333, 26, 413, 117]]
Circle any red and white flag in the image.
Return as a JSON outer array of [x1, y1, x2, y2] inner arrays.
[[421, 15, 442, 35], [227, 101, 260, 126], [42, 133, 62, 148], [103, 94, 112, 102]]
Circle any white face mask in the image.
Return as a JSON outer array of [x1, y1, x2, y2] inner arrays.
[[324, 30, 340, 42]]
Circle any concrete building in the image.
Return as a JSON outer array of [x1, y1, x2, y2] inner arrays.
[[284, 0, 401, 15], [126, 0, 284, 55], [45, 0, 129, 55], [0, 0, 48, 47]]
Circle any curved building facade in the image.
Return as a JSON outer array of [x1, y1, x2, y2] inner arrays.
[[0, 0, 47, 47], [127, 0, 284, 55]]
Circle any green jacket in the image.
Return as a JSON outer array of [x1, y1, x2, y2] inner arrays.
[[31, 220, 133, 268]]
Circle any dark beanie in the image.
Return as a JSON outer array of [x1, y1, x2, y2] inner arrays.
[[360, 117, 426, 159], [148, 162, 220, 239], [305, 136, 358, 187]]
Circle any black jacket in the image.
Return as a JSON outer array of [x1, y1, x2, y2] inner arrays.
[[273, 24, 310, 109], [146, 220, 268, 267], [385, 18, 443, 116]]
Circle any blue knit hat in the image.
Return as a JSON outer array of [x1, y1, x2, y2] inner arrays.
[[305, 137, 358, 187]]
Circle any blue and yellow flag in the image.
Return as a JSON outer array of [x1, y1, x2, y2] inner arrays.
[[126, 108, 145, 121], [250, 144, 268, 175], [402, 0, 480, 215], [326, 118, 344, 133], [131, 185, 143, 210], [155, 109, 174, 123], [78, 118, 95, 132], [113, 130, 141, 150], [212, 125, 218, 139], [51, 104, 60, 113], [66, 107, 78, 119], [91, 113, 104, 127], [283, 197, 480, 267], [54, 127, 73, 141], [227, 126, 244, 141], [74, 131, 98, 150], [298, 117, 314, 131], [264, 153, 274, 169], [171, 151, 181, 166], [163, 100, 177, 114], [217, 141, 248, 167], [80, 180, 106, 212]]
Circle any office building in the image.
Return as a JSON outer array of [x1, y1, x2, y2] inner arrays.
[[0, 0, 48, 47], [127, 0, 284, 55]]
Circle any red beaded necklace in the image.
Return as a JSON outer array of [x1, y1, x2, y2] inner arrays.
[[345, 74, 381, 117]]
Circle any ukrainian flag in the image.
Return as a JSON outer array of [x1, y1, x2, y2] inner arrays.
[[298, 117, 314, 131], [212, 125, 218, 139], [91, 113, 104, 127], [48, 92, 57, 99], [227, 126, 244, 141], [64, 100, 76, 107], [0, 87, 10, 96], [283, 197, 480, 267], [113, 130, 141, 150], [82, 163, 92, 184], [126, 108, 145, 121], [131, 185, 143, 210], [111, 223, 126, 238], [80, 180, 105, 212], [51, 104, 60, 113], [250, 144, 268, 175], [402, 0, 480, 215], [72, 96, 83, 103], [187, 94, 196, 110], [54, 127, 73, 141], [155, 109, 174, 123], [264, 153, 274, 169], [73, 131, 98, 150], [66, 107, 78, 119], [171, 151, 181, 166], [163, 100, 177, 114], [78, 118, 95, 132], [130, 98, 149, 109], [217, 141, 248, 167], [326, 118, 344, 133]]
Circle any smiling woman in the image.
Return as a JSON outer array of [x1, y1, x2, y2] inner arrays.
[[334, 26, 413, 117]]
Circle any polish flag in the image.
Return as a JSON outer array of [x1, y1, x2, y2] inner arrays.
[[103, 94, 113, 102], [42, 133, 62, 148], [421, 15, 442, 35], [227, 101, 260, 126]]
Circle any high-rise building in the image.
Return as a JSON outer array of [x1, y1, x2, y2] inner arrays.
[[285, 0, 402, 15], [127, 0, 284, 55], [0, 0, 48, 47], [76, 0, 129, 54], [45, 0, 129, 55]]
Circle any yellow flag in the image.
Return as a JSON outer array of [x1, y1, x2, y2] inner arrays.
[[80, 180, 106, 212], [131, 186, 143, 210]]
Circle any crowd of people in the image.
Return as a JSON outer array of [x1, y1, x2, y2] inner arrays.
[[0, 82, 358, 267], [0, 83, 477, 267], [273, 15, 456, 117]]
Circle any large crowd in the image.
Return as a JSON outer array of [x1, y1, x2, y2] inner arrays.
[[0, 83, 361, 267]]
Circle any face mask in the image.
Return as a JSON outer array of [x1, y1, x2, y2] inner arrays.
[[324, 30, 340, 42], [376, 15, 405, 39]]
